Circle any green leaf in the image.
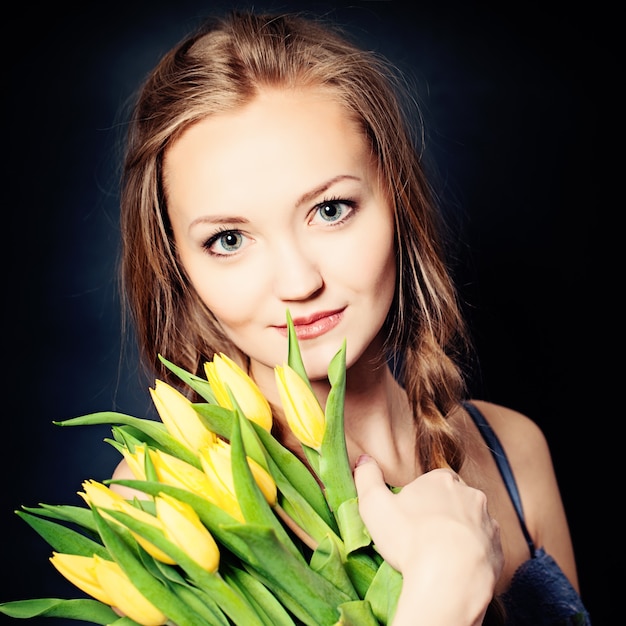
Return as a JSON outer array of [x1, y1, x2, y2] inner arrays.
[[159, 354, 217, 403], [158, 354, 217, 404], [0, 598, 118, 623], [336, 498, 372, 554], [21, 503, 100, 536], [310, 535, 358, 600], [335, 599, 380, 625], [170, 582, 230, 626], [318, 342, 371, 554], [223, 563, 297, 626], [343, 550, 382, 599], [229, 403, 305, 563], [285, 309, 313, 394], [319, 341, 357, 512], [254, 422, 335, 529], [55, 412, 200, 469], [275, 479, 341, 550], [16, 510, 109, 559], [190, 403, 235, 441], [109, 424, 161, 450], [225, 524, 349, 625], [364, 559, 402, 624]]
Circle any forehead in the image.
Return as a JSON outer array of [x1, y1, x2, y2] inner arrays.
[[163, 87, 375, 206]]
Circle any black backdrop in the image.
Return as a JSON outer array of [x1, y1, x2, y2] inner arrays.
[[4, 1, 611, 624]]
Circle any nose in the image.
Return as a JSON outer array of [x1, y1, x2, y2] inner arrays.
[[271, 239, 323, 301]]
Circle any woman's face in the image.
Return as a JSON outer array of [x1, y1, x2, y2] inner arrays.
[[164, 88, 396, 389]]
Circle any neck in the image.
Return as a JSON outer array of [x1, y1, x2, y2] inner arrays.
[[277, 358, 419, 487], [342, 364, 419, 486], [251, 343, 420, 487]]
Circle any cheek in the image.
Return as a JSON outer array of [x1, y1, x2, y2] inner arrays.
[[334, 217, 396, 293], [183, 257, 267, 328]]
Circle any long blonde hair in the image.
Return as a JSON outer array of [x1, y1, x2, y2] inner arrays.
[[120, 10, 470, 472]]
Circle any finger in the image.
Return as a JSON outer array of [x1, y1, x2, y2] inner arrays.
[[353, 454, 387, 499], [429, 467, 466, 485]]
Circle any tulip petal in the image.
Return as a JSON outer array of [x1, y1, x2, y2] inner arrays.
[[275, 365, 325, 451], [50, 553, 114, 605], [150, 380, 216, 453], [205, 354, 273, 431], [155, 493, 220, 572], [92, 555, 168, 626], [199, 441, 245, 521], [151, 449, 219, 504]]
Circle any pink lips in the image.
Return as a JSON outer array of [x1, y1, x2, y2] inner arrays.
[[276, 309, 344, 340]]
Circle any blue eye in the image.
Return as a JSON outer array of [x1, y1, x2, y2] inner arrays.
[[313, 199, 354, 224], [204, 229, 244, 256]]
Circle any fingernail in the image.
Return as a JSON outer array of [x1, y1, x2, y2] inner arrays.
[[355, 454, 372, 467]]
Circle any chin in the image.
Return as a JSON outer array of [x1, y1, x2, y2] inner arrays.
[[300, 346, 344, 380]]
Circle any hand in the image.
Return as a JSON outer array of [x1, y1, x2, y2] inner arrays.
[[353, 455, 503, 626]]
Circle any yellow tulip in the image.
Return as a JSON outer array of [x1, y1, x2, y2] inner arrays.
[[120, 444, 219, 504], [149, 448, 221, 505], [199, 438, 277, 522], [149, 379, 217, 453], [50, 553, 114, 606], [204, 353, 273, 431], [79, 480, 175, 565], [79, 478, 130, 509], [274, 364, 326, 450], [155, 493, 220, 572], [50, 553, 167, 626], [92, 555, 168, 626], [120, 444, 148, 481], [198, 440, 244, 522]]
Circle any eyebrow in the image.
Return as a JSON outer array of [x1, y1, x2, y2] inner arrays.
[[294, 174, 361, 208], [189, 174, 361, 229], [189, 214, 249, 228]]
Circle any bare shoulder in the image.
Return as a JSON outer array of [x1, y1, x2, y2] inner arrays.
[[466, 399, 555, 500], [469, 399, 550, 463], [465, 400, 580, 590]]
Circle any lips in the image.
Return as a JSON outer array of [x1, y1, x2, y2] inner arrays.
[[276, 309, 344, 340]]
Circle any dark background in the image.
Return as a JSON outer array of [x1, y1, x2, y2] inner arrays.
[[4, 1, 611, 624]]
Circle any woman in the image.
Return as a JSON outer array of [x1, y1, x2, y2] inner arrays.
[[112, 10, 590, 625]]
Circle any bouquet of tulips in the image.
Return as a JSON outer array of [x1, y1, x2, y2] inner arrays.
[[1, 312, 402, 625]]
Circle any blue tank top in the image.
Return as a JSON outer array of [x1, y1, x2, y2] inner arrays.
[[464, 402, 591, 625]]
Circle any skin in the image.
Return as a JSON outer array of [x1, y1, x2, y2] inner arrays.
[[355, 458, 501, 626], [112, 86, 580, 622]]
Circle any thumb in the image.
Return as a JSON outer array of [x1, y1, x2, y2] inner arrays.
[[353, 454, 387, 500]]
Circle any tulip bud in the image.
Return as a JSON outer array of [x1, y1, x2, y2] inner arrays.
[[149, 448, 221, 505], [92, 555, 168, 626], [149, 380, 217, 453], [199, 438, 277, 521], [50, 553, 168, 626], [79, 480, 175, 565], [50, 553, 114, 606], [198, 440, 245, 522], [120, 444, 148, 481], [155, 493, 220, 572], [204, 353, 273, 431], [274, 364, 325, 450]]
